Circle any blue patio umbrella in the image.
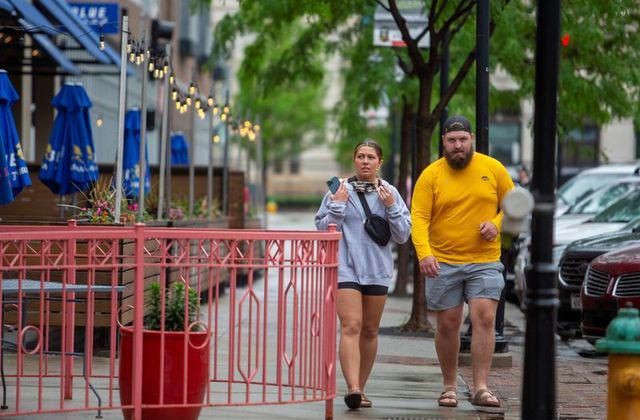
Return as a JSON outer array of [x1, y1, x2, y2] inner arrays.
[[40, 83, 99, 195], [0, 70, 31, 197], [120, 108, 150, 199], [171, 132, 189, 165]]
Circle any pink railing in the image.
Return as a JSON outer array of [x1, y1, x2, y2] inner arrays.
[[0, 223, 339, 419]]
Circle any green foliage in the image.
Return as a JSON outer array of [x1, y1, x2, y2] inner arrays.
[[144, 282, 200, 332], [198, 0, 640, 163]]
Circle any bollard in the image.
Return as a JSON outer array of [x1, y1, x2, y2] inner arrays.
[[596, 303, 640, 419]]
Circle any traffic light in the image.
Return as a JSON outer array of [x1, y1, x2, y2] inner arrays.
[[151, 19, 175, 54]]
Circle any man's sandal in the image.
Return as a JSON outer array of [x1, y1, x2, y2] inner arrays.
[[344, 389, 362, 409], [438, 388, 458, 407], [472, 389, 501, 407], [360, 394, 372, 408]]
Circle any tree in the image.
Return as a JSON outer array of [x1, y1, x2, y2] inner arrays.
[[200, 0, 640, 331]]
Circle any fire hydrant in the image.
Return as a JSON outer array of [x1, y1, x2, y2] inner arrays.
[[596, 304, 640, 419]]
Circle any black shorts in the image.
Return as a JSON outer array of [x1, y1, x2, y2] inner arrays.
[[338, 282, 388, 296]]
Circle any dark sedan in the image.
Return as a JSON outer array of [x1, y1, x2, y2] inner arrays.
[[556, 219, 640, 339]]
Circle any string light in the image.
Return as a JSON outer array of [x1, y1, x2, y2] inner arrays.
[[248, 131, 256, 141], [188, 82, 196, 95], [244, 120, 251, 128], [213, 106, 220, 115], [99, 34, 105, 50], [127, 37, 132, 53], [169, 74, 175, 84], [186, 96, 192, 106], [154, 68, 160, 78], [223, 105, 230, 114], [171, 88, 178, 101], [220, 113, 227, 122], [207, 96, 214, 107], [195, 98, 201, 109], [158, 69, 164, 79], [213, 134, 220, 143], [175, 100, 181, 110], [96, 117, 104, 127], [148, 60, 155, 72], [253, 124, 261, 132]]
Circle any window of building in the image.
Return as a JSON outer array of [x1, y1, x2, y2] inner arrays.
[[560, 124, 599, 167], [489, 120, 521, 166], [273, 158, 283, 174], [289, 156, 300, 175]]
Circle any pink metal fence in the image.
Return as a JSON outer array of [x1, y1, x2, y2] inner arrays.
[[0, 223, 339, 419]]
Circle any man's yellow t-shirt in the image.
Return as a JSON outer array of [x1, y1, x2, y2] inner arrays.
[[411, 152, 515, 264]]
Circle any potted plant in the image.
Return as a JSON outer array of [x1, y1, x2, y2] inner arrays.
[[119, 282, 210, 420]]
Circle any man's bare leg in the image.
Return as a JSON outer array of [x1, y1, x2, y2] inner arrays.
[[468, 297, 499, 404], [435, 304, 464, 393]]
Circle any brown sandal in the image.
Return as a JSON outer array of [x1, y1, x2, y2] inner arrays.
[[472, 388, 501, 407], [438, 389, 458, 407], [360, 394, 372, 408], [344, 389, 362, 409]]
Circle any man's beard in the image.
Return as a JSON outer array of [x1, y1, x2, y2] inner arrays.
[[444, 148, 473, 170]]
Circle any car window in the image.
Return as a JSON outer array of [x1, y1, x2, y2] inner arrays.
[[568, 183, 632, 214], [558, 173, 624, 206], [591, 189, 640, 223]]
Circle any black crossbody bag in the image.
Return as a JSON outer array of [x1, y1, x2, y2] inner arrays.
[[351, 179, 392, 247]]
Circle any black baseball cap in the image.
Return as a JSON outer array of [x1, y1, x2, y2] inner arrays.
[[442, 115, 472, 134]]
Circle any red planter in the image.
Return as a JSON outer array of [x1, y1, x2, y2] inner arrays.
[[119, 327, 210, 420]]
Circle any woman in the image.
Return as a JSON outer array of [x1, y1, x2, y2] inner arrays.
[[315, 139, 411, 409]]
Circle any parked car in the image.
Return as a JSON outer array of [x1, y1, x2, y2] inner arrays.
[[555, 162, 640, 217], [556, 177, 640, 231], [554, 217, 640, 338], [514, 189, 640, 316], [581, 243, 640, 344]]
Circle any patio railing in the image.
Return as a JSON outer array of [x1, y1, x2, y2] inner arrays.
[[0, 223, 339, 419]]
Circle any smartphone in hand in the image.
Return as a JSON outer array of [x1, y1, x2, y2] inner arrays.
[[326, 176, 341, 194]]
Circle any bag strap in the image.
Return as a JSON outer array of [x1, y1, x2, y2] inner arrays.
[[356, 192, 373, 217]]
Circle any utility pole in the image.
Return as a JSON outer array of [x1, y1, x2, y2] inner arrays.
[[522, 0, 560, 418]]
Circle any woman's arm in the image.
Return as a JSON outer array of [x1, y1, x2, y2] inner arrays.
[[314, 192, 347, 231], [385, 185, 412, 244]]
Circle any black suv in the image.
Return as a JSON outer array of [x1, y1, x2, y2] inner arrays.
[[556, 219, 640, 339]]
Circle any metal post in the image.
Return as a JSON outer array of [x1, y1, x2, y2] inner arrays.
[[157, 45, 171, 220], [188, 105, 196, 216], [222, 90, 230, 215], [522, 0, 560, 418], [138, 26, 149, 219], [439, 29, 449, 158], [114, 12, 129, 223], [207, 105, 215, 221], [255, 124, 265, 226], [475, 0, 489, 154]]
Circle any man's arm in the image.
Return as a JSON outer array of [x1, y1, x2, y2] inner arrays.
[[490, 163, 516, 231], [411, 170, 434, 261]]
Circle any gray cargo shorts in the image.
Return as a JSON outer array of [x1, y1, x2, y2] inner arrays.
[[426, 261, 505, 311]]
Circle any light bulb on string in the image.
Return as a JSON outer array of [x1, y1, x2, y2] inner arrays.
[[244, 120, 251, 128], [248, 131, 256, 141], [163, 63, 169, 74], [223, 105, 230, 114], [148, 61, 155, 72], [171, 88, 178, 101], [189, 83, 196, 95], [213, 106, 220, 115], [175, 100, 181, 110], [186, 96, 192, 106], [253, 124, 261, 132], [195, 99, 201, 109], [169, 75, 174, 84], [127, 37, 132, 53], [154, 68, 160, 78], [213, 134, 220, 143], [158, 69, 164, 79], [207, 96, 214, 107], [99, 34, 105, 51], [221, 113, 227, 122], [146, 48, 151, 59]]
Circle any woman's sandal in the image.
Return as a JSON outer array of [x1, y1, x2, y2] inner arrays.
[[438, 388, 458, 407], [472, 388, 501, 407], [360, 394, 372, 408], [344, 389, 362, 409]]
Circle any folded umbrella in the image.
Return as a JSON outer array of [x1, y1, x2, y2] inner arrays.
[[120, 108, 150, 199], [0, 69, 30, 198], [40, 83, 99, 195], [171, 132, 189, 166]]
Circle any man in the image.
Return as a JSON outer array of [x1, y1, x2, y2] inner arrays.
[[411, 115, 514, 408]]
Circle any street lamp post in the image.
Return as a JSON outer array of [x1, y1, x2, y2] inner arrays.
[[522, 0, 561, 418], [114, 11, 129, 223], [222, 90, 230, 215], [138, 26, 149, 219], [207, 97, 216, 221], [157, 45, 171, 220]]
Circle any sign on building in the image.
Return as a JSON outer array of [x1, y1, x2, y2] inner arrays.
[[373, 1, 429, 48], [69, 2, 120, 34]]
